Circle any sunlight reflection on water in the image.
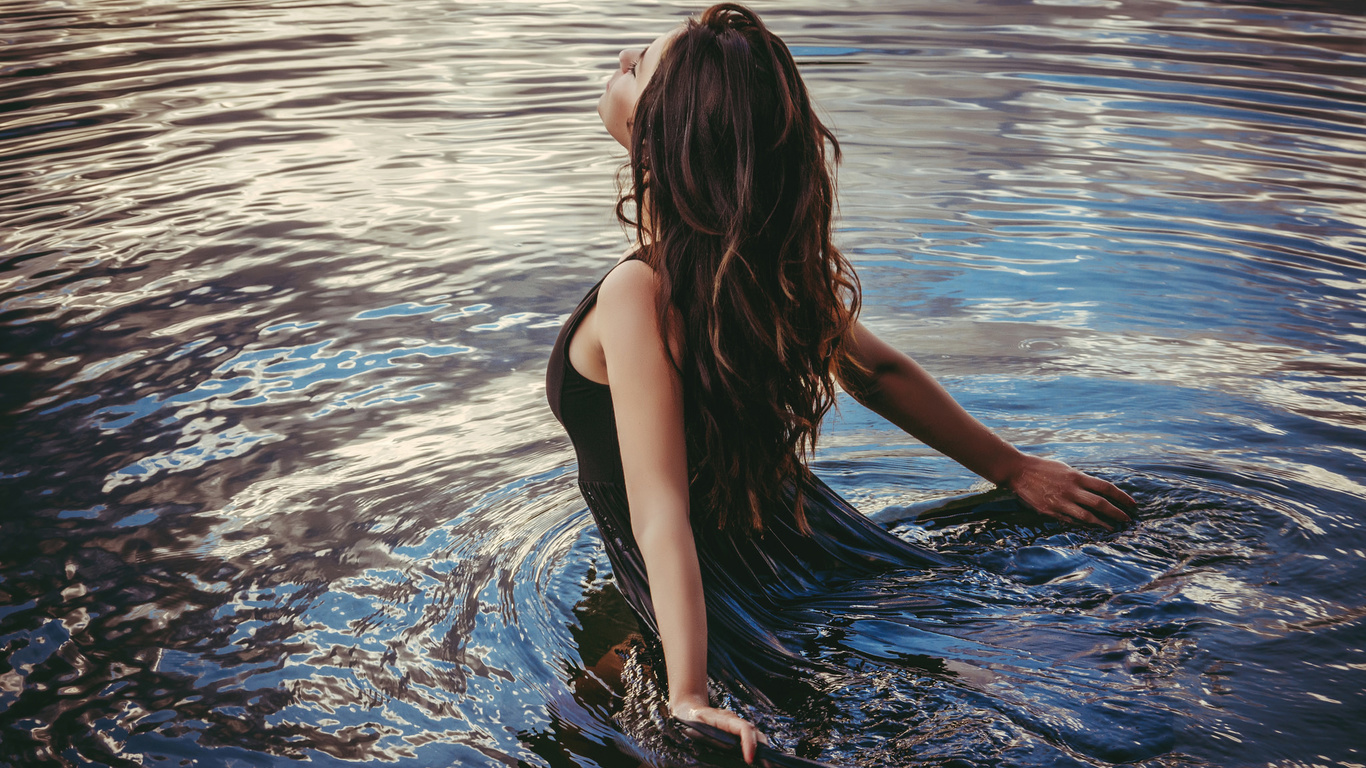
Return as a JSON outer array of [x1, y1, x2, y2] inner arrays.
[[1, 0, 1364, 765]]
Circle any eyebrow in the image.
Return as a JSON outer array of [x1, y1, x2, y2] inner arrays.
[[637, 45, 650, 74]]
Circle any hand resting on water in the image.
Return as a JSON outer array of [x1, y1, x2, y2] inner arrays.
[[998, 454, 1138, 531], [671, 696, 769, 765]]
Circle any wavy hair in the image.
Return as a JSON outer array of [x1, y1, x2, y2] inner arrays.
[[615, 3, 865, 534]]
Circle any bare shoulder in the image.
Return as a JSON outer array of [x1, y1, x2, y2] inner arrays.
[[596, 259, 685, 363], [598, 259, 659, 321]]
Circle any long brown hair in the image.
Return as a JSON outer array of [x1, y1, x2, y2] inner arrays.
[[615, 3, 865, 534]]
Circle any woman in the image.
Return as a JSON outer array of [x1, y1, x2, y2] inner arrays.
[[546, 3, 1137, 763]]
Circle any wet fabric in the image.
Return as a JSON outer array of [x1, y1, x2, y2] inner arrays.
[[545, 257, 950, 701]]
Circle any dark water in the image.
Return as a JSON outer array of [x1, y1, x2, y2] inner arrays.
[[2, 0, 1364, 765]]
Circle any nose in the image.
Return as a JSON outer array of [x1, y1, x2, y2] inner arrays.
[[617, 47, 636, 73]]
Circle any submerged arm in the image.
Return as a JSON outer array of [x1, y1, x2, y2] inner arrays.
[[597, 261, 765, 763], [839, 321, 1136, 528]]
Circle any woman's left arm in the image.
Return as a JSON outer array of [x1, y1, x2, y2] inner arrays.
[[597, 261, 767, 763], [838, 321, 1137, 529]]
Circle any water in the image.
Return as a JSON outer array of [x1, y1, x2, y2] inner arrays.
[[2, 0, 1363, 765]]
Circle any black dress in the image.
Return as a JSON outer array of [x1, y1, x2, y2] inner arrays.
[[545, 256, 950, 704]]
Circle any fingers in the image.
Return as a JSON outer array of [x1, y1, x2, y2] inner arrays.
[[741, 725, 757, 764], [1078, 490, 1130, 526], [1049, 488, 1137, 531], [692, 707, 766, 765], [1056, 502, 1113, 531], [1012, 459, 1139, 532], [1081, 474, 1139, 513], [1038, 468, 1137, 530], [1035, 489, 1118, 530], [1021, 488, 1113, 530]]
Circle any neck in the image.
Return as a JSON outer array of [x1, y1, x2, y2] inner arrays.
[[637, 185, 656, 250]]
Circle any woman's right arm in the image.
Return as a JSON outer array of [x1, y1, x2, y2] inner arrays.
[[838, 321, 1136, 528], [597, 261, 767, 764]]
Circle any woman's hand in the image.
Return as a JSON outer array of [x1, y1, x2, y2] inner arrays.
[[1001, 455, 1138, 530], [671, 695, 769, 764]]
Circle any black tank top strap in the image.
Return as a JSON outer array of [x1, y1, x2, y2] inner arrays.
[[559, 252, 644, 388]]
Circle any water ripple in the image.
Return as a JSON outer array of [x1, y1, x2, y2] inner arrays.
[[2, 0, 1364, 765]]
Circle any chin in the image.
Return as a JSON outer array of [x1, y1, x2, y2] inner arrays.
[[596, 115, 614, 144]]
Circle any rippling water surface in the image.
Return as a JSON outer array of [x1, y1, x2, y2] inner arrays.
[[2, 0, 1364, 765]]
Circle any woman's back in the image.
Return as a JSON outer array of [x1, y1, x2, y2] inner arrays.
[[546, 253, 951, 704]]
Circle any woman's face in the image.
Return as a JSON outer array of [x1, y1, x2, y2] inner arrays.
[[598, 26, 678, 149]]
